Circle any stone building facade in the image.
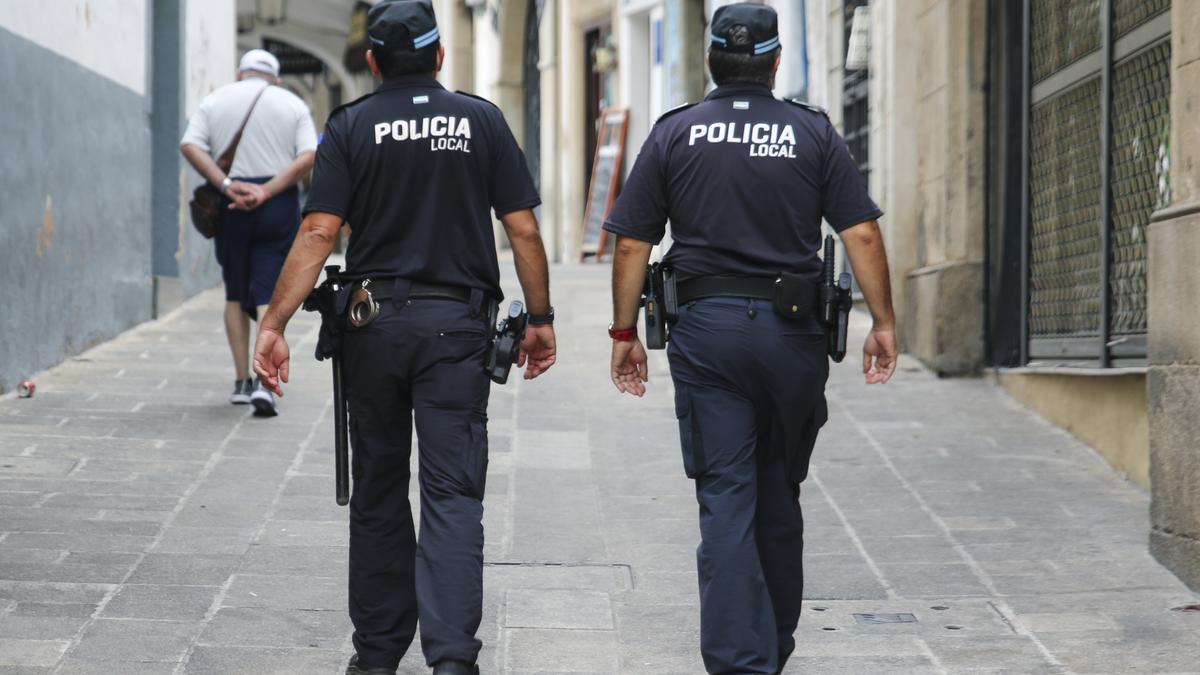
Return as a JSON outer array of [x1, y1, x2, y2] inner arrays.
[[0, 0, 236, 394], [811, 0, 1197, 589]]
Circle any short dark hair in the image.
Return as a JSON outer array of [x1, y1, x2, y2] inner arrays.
[[372, 39, 439, 79], [708, 25, 778, 87]]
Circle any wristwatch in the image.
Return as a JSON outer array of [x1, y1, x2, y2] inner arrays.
[[528, 307, 555, 326], [608, 323, 637, 342], [220, 177, 233, 194]]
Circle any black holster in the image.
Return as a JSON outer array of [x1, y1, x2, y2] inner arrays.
[[486, 300, 527, 384], [643, 263, 678, 350], [819, 236, 853, 363]]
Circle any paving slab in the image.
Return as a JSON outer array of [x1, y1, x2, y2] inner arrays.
[[505, 589, 614, 630]]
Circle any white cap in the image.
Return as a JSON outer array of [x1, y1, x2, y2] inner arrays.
[[239, 49, 281, 77]]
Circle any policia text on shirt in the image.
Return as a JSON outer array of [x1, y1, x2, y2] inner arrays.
[[606, 3, 898, 674], [250, 2, 555, 675]]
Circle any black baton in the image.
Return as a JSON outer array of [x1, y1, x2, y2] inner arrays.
[[305, 266, 351, 506], [331, 353, 349, 506]]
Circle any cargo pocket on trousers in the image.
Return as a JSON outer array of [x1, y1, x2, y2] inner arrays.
[[674, 385, 706, 479], [789, 397, 829, 484], [466, 415, 489, 500]]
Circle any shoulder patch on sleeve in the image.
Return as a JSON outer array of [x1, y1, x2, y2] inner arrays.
[[456, 90, 501, 109], [786, 98, 829, 118], [655, 102, 698, 124]]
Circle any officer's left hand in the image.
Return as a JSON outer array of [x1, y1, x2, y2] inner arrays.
[[519, 324, 557, 380], [253, 327, 290, 396], [611, 339, 649, 397]]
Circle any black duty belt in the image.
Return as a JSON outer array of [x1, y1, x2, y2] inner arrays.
[[677, 276, 778, 304], [352, 279, 473, 303]]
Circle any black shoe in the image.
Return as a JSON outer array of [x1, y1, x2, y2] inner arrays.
[[249, 378, 278, 417], [346, 654, 396, 675], [432, 661, 479, 675]]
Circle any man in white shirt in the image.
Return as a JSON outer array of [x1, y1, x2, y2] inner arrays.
[[181, 49, 318, 416]]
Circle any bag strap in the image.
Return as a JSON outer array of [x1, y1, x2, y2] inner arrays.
[[215, 83, 270, 174]]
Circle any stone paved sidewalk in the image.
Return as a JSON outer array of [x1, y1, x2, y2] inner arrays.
[[1, 264, 1198, 674]]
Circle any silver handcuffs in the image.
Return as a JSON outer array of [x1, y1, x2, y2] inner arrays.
[[348, 279, 380, 328]]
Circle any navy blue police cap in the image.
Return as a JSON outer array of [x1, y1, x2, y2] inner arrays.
[[710, 3, 780, 55], [368, 0, 440, 52]]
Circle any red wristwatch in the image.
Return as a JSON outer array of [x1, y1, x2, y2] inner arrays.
[[609, 324, 637, 342]]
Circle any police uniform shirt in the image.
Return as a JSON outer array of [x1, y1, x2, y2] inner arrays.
[[304, 74, 540, 298], [603, 84, 882, 282]]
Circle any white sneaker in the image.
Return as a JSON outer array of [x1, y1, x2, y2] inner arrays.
[[250, 379, 278, 417], [229, 378, 253, 405]]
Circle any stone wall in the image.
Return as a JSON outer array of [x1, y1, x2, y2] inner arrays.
[[0, 0, 235, 394], [0, 26, 153, 394], [871, 0, 987, 375], [1146, 0, 1200, 591], [1147, 6, 1200, 582]]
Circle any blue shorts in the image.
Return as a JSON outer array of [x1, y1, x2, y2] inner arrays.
[[215, 177, 300, 320]]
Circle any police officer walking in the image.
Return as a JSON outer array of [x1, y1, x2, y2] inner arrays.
[[604, 4, 897, 673], [251, 2, 556, 673]]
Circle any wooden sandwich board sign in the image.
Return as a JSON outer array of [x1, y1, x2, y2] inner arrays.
[[581, 109, 630, 261]]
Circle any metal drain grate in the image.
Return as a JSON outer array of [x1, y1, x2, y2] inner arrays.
[[853, 613, 918, 625]]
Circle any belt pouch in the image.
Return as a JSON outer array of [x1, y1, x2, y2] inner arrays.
[[774, 272, 813, 320], [469, 288, 486, 318]]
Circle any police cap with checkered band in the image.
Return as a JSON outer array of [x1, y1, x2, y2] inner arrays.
[[368, 0, 440, 52]]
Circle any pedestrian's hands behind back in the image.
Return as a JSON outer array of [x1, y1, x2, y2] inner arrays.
[[863, 327, 897, 385], [227, 181, 268, 211], [253, 327, 290, 396], [611, 339, 649, 397], [520, 324, 557, 380]]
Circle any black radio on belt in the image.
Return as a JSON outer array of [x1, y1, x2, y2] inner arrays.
[[820, 235, 854, 362], [486, 300, 528, 384], [643, 263, 679, 350]]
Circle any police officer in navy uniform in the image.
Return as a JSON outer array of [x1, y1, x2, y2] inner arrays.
[[604, 4, 898, 672], [251, 2, 556, 673]]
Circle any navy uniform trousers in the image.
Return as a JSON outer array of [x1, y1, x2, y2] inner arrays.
[[342, 296, 492, 669], [667, 297, 829, 675]]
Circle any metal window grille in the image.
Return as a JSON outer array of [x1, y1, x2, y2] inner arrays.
[[1110, 41, 1170, 337], [1031, 0, 1100, 83], [1028, 78, 1102, 339], [1021, 0, 1169, 365], [1114, 0, 1170, 37]]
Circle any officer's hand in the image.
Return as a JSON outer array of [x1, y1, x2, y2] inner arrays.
[[519, 324, 557, 380], [228, 181, 266, 211], [863, 327, 897, 385], [253, 327, 290, 396], [611, 339, 649, 397]]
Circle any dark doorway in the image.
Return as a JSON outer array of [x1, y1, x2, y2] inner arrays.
[[523, 0, 542, 191]]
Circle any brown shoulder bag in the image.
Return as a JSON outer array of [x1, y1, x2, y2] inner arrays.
[[188, 85, 269, 239]]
